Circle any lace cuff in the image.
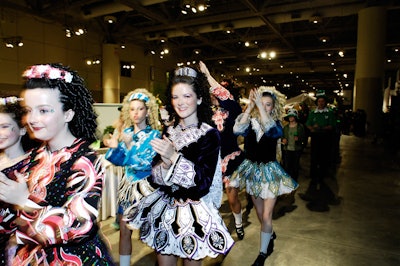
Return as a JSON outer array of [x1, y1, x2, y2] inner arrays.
[[233, 113, 250, 134]]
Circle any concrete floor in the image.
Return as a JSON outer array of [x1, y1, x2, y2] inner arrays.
[[98, 135, 400, 266]]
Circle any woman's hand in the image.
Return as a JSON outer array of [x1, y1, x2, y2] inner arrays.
[[0, 171, 29, 207], [199, 61, 210, 76], [245, 89, 256, 113], [103, 133, 118, 148], [151, 136, 178, 167], [252, 88, 263, 111]]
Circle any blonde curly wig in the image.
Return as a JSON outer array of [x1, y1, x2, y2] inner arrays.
[[118, 88, 162, 134], [254, 86, 286, 121]]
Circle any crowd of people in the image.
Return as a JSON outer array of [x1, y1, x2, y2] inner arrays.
[[0, 61, 346, 266]]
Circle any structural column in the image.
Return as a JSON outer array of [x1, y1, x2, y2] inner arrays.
[[102, 43, 120, 103], [353, 6, 386, 136]]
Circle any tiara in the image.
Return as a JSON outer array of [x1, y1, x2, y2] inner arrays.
[[129, 92, 150, 103], [22, 64, 73, 83], [0, 96, 23, 105], [175, 67, 197, 78]]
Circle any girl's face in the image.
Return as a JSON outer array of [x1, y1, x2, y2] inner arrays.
[[22, 88, 74, 143], [129, 100, 148, 127], [171, 83, 200, 125], [0, 113, 24, 151], [261, 95, 274, 114]]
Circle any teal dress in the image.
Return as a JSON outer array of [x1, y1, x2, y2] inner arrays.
[[105, 125, 160, 212]]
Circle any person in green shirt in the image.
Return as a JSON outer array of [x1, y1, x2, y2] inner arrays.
[[300, 90, 337, 212]]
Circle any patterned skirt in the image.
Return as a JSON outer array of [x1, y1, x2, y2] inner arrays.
[[229, 159, 298, 199], [118, 176, 155, 213], [124, 189, 234, 260]]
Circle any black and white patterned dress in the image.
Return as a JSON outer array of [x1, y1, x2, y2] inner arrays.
[[124, 123, 234, 260]]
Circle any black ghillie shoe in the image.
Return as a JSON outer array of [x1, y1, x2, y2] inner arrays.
[[266, 232, 277, 256], [235, 225, 245, 240], [251, 252, 268, 266]]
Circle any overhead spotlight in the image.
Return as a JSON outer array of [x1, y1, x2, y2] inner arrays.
[[181, 0, 209, 14], [224, 23, 234, 34], [310, 13, 322, 24], [3, 36, 23, 48], [86, 58, 101, 65], [75, 28, 85, 35], [104, 15, 117, 24], [65, 27, 86, 37], [160, 34, 168, 43], [193, 49, 201, 54], [319, 36, 329, 43], [245, 41, 250, 47], [338, 50, 345, 57], [260, 51, 268, 59], [269, 51, 276, 59]]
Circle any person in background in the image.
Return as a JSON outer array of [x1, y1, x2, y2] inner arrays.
[[0, 63, 114, 265], [299, 90, 338, 212], [124, 66, 234, 266], [273, 108, 307, 218], [232, 86, 298, 266], [104, 88, 162, 266], [199, 61, 246, 240], [0, 96, 40, 265]]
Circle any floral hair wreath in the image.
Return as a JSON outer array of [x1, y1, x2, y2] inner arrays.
[[22, 64, 73, 83], [0, 96, 23, 105]]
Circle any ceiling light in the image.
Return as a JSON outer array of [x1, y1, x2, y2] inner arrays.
[[3, 36, 23, 48], [181, 0, 209, 14], [320, 36, 329, 43], [86, 58, 101, 65], [65, 27, 86, 37], [260, 51, 267, 59], [310, 14, 322, 24], [225, 23, 234, 34], [104, 15, 117, 24]]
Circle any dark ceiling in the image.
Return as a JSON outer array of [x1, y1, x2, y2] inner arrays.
[[2, 0, 400, 99]]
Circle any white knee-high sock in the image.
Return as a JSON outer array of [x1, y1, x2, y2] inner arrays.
[[119, 255, 131, 266], [233, 211, 243, 226], [260, 231, 272, 254]]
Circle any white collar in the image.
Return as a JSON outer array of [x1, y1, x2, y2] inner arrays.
[[314, 107, 329, 113]]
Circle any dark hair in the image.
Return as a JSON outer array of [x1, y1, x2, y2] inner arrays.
[[0, 100, 25, 128], [0, 98, 41, 151], [165, 67, 214, 127], [22, 63, 98, 143]]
